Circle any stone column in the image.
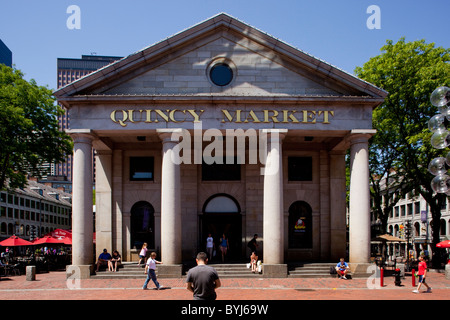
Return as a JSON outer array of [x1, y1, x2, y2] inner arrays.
[[157, 129, 182, 277], [94, 150, 112, 258], [348, 130, 374, 268], [68, 130, 94, 278], [261, 129, 287, 277], [329, 151, 347, 262]]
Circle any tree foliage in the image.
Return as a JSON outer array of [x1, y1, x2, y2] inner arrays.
[[0, 65, 73, 191], [355, 38, 450, 267]]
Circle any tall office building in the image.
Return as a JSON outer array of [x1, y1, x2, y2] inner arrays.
[[55, 55, 122, 182], [0, 39, 12, 67]]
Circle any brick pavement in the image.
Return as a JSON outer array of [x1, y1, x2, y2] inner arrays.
[[0, 270, 449, 301]]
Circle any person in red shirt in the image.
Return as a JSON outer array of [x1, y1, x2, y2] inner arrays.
[[413, 255, 432, 293]]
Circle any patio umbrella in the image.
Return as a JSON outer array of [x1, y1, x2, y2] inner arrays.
[[32, 235, 66, 245], [59, 237, 72, 245], [436, 240, 450, 248], [44, 229, 72, 239], [0, 235, 33, 246]]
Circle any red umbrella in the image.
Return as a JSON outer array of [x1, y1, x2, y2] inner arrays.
[[59, 237, 72, 245], [32, 236, 66, 245], [0, 235, 33, 246], [436, 240, 450, 248], [44, 229, 72, 239]]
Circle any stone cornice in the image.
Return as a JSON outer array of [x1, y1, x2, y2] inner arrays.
[[58, 94, 385, 107]]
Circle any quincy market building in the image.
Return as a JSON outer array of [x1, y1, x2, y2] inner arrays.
[[54, 13, 386, 277]]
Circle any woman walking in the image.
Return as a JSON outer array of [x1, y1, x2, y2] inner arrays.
[[219, 234, 229, 262]]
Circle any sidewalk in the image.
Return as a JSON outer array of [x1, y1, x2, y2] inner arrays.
[[0, 270, 449, 300]]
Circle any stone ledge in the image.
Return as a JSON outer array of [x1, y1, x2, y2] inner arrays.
[[348, 263, 373, 278], [262, 264, 287, 278], [157, 264, 183, 278], [66, 265, 94, 280]]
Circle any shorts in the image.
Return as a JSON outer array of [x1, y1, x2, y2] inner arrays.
[[139, 255, 145, 259], [418, 275, 426, 283]]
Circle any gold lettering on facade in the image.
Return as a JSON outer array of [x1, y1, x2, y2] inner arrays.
[[221, 110, 242, 123], [263, 110, 279, 123], [110, 108, 334, 126], [244, 110, 260, 123], [282, 110, 299, 123], [186, 110, 204, 123]]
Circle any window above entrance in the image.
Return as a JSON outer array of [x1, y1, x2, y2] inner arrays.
[[204, 195, 239, 213], [130, 157, 154, 181], [202, 157, 241, 181], [288, 157, 312, 181]]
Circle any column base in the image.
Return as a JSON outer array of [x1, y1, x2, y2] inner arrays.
[[157, 264, 183, 278], [262, 264, 287, 278], [348, 263, 373, 278], [66, 265, 93, 279], [445, 264, 450, 280]]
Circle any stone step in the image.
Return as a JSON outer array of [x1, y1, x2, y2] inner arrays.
[[93, 262, 359, 279], [288, 263, 335, 278], [92, 262, 262, 279]]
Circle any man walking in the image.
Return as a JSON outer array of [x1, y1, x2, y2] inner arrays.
[[413, 255, 432, 293], [186, 252, 221, 300]]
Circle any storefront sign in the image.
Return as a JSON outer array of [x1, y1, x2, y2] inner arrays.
[[110, 108, 334, 127]]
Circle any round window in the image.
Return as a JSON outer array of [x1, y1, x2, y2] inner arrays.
[[210, 63, 233, 86]]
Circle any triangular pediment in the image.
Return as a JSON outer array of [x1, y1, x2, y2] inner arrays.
[[102, 35, 342, 97], [54, 13, 386, 105]]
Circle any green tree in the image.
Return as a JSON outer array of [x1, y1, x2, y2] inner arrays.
[[0, 65, 73, 190], [355, 38, 450, 268]]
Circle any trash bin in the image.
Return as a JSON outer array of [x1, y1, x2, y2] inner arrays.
[[26, 265, 36, 281]]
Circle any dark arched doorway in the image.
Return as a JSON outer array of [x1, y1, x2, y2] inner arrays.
[[130, 201, 155, 249], [201, 194, 242, 262], [288, 201, 313, 249]]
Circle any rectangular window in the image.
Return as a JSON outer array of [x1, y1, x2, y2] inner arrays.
[[130, 157, 154, 181], [202, 157, 241, 181], [288, 157, 313, 181]]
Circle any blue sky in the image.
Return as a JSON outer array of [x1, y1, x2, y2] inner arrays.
[[1, 0, 449, 91]]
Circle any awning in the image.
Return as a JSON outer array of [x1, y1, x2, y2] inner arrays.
[[372, 234, 406, 242]]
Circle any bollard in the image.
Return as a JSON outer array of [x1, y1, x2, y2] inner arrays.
[[412, 268, 415, 287], [394, 268, 402, 286], [380, 267, 384, 287], [26, 265, 36, 281]]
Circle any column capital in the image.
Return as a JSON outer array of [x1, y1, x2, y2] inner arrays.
[[347, 129, 376, 145], [94, 150, 113, 156], [157, 128, 183, 144], [261, 129, 288, 140], [67, 129, 97, 144]]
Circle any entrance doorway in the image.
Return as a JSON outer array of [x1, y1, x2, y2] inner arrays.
[[130, 201, 155, 250], [200, 194, 242, 263]]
